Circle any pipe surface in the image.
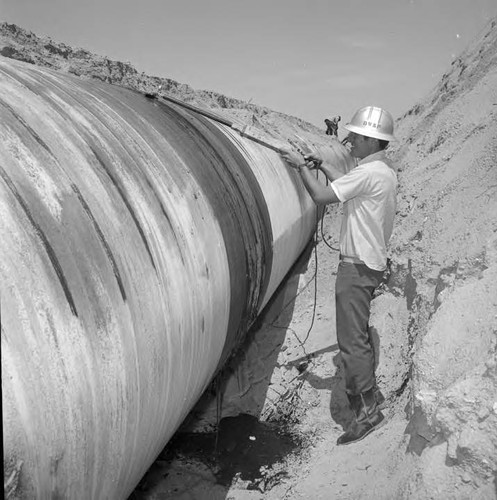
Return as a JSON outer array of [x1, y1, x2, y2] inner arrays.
[[0, 57, 354, 499]]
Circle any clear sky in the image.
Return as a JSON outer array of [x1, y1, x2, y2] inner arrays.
[[2, 0, 497, 127]]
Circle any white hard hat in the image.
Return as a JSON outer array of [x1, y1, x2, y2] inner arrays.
[[343, 106, 395, 142]]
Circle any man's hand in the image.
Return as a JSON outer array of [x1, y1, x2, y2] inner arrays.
[[280, 148, 305, 169], [303, 152, 323, 169]]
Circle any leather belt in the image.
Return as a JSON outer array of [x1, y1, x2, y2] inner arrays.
[[339, 254, 365, 265]]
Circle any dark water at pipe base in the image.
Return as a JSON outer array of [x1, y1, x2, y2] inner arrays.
[[130, 414, 303, 498]]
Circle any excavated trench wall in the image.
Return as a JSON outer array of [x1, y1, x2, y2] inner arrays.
[[0, 57, 354, 499]]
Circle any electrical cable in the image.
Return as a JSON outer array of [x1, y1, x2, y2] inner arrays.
[[297, 211, 319, 347], [264, 212, 318, 357], [263, 167, 342, 360], [269, 168, 323, 354], [320, 206, 340, 252], [292, 169, 342, 349]]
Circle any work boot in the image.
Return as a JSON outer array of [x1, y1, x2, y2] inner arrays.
[[374, 385, 386, 410], [337, 388, 384, 445]]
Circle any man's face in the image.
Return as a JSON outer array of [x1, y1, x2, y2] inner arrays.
[[347, 132, 373, 159]]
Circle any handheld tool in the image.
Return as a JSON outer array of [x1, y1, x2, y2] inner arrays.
[[145, 92, 288, 154]]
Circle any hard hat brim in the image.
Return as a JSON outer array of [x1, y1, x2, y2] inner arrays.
[[343, 123, 395, 142]]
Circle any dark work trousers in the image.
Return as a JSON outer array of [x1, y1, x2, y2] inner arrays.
[[335, 261, 384, 395]]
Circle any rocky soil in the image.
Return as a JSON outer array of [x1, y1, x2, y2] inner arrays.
[[2, 17, 497, 500]]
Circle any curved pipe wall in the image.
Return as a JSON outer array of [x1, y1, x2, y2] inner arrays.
[[0, 58, 354, 499]]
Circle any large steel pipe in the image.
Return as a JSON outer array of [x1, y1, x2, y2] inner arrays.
[[0, 57, 354, 499]]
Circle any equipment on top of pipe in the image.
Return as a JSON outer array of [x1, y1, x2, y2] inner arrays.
[[146, 91, 289, 154], [0, 56, 354, 499]]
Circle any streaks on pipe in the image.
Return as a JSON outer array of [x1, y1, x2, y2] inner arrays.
[[70, 183, 127, 302], [0, 164, 79, 317], [154, 99, 274, 366], [88, 145, 158, 273]]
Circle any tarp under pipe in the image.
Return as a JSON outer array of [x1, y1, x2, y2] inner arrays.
[[0, 57, 354, 499]]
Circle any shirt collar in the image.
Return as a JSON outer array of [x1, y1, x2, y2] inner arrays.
[[358, 150, 397, 172], [358, 150, 387, 165]]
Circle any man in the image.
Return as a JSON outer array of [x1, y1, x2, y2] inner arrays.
[[324, 115, 341, 137], [281, 106, 397, 445]]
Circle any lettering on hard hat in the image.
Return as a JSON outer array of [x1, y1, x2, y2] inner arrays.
[[363, 121, 381, 129]]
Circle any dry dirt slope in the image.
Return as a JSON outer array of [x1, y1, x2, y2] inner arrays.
[[1, 17, 497, 500], [384, 16, 497, 498]]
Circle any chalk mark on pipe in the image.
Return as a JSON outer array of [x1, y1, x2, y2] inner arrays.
[[71, 183, 127, 301], [89, 146, 158, 273], [137, 171, 186, 266], [0, 100, 54, 157], [0, 165, 79, 317]]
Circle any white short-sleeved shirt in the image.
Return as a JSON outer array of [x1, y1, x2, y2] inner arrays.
[[330, 151, 397, 271]]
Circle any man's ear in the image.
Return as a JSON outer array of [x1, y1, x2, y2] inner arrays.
[[366, 136, 380, 147]]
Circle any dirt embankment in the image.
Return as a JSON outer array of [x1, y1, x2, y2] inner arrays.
[[385, 17, 497, 498], [2, 17, 497, 500]]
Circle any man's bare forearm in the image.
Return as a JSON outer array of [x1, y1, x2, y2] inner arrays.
[[279, 148, 342, 205], [299, 166, 339, 205], [319, 162, 346, 182]]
